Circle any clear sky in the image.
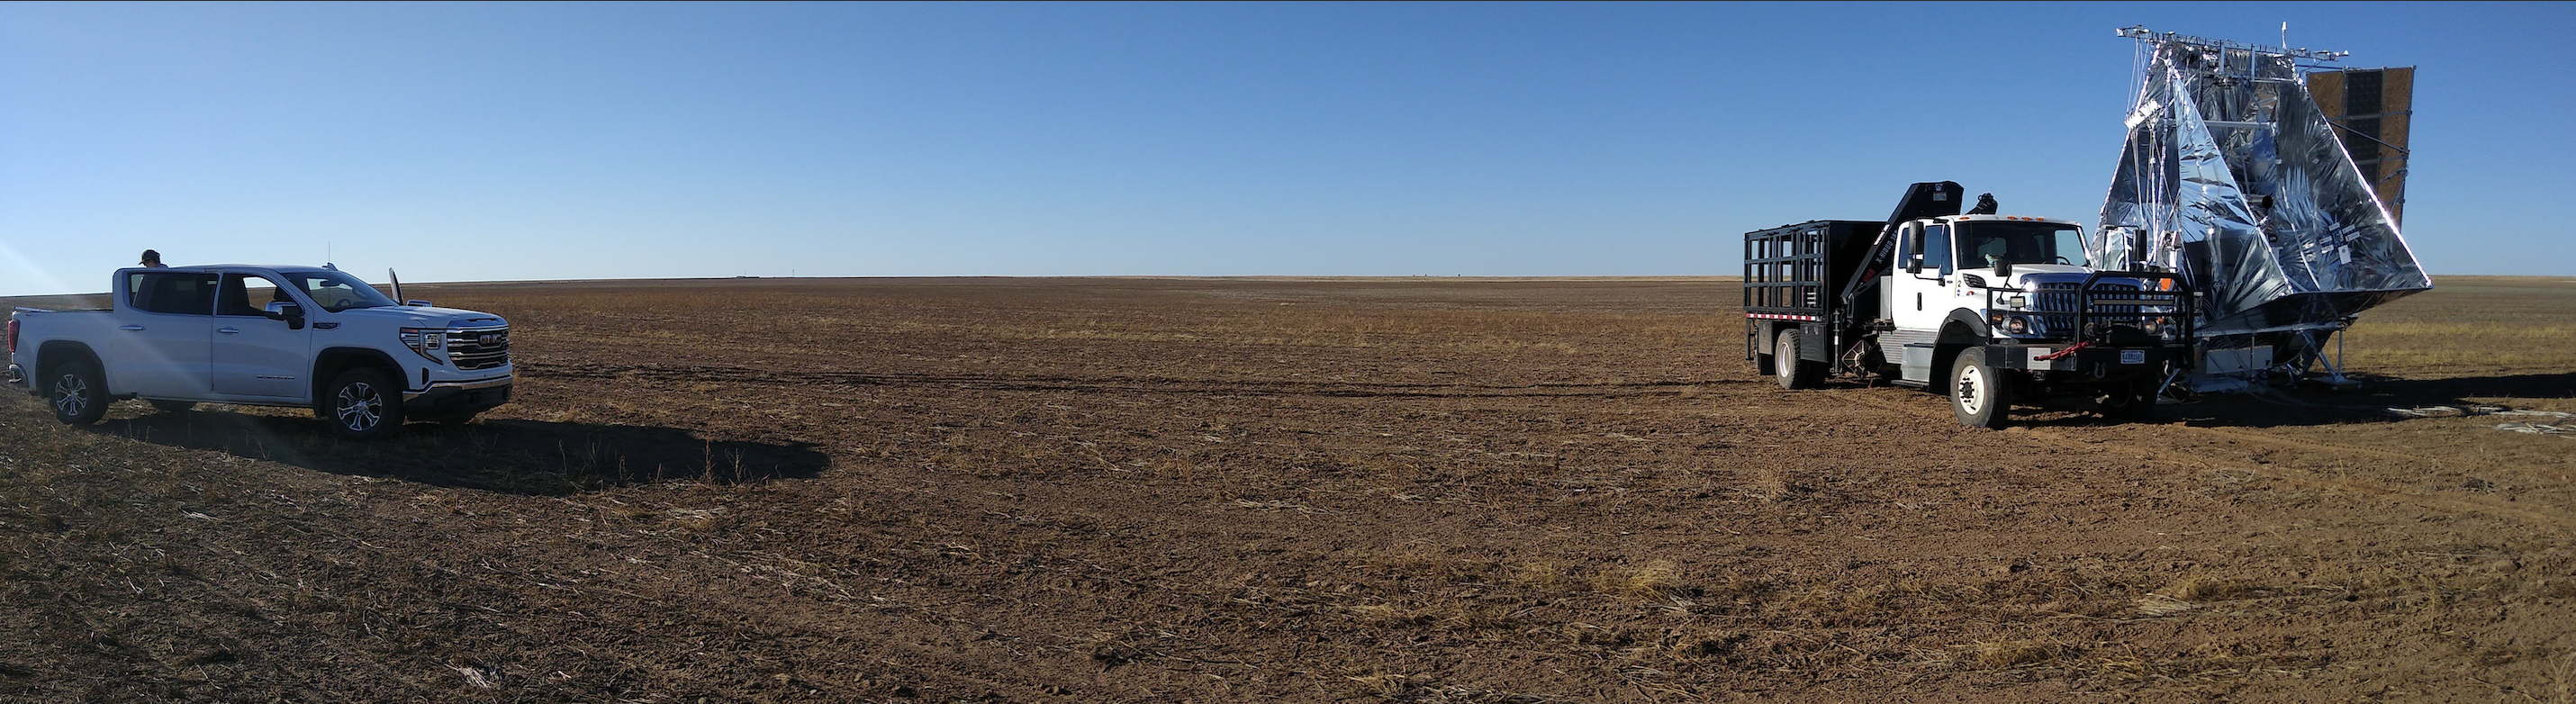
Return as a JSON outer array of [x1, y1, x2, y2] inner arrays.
[[4, 1, 2569, 296]]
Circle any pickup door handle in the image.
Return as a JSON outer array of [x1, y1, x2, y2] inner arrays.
[[216, 328, 241, 334], [119, 324, 145, 331]]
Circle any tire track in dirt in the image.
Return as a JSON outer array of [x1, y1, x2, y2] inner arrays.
[[523, 361, 1746, 399], [1818, 382, 2576, 530], [2022, 425, 2576, 530], [2173, 423, 2534, 474]]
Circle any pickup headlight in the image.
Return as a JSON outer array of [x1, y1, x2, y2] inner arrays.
[[399, 327, 446, 364]]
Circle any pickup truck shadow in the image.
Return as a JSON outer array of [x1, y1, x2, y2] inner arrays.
[[89, 411, 830, 496], [2015, 371, 2576, 429]]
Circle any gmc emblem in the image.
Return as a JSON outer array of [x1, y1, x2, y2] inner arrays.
[[478, 333, 502, 346]]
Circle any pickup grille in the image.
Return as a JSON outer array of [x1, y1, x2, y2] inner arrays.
[[446, 326, 511, 370]]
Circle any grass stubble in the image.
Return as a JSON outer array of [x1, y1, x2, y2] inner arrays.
[[0, 275, 2572, 701]]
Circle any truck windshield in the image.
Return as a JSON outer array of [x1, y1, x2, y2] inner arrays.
[[1957, 221, 2087, 268], [284, 271, 400, 312]]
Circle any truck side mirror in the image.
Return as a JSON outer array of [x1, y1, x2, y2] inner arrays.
[[264, 302, 305, 330], [1904, 256, 1923, 275]]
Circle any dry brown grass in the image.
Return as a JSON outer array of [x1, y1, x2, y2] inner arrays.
[[1586, 561, 1685, 600], [5, 275, 2571, 702], [2154, 574, 2261, 602], [1972, 639, 2062, 669], [2341, 275, 2576, 375]]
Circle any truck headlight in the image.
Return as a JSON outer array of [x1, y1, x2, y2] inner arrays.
[[2150, 317, 2181, 341], [2004, 315, 2029, 334], [2001, 293, 2029, 309], [399, 327, 446, 364]]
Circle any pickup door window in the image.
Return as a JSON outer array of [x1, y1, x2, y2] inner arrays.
[[113, 272, 216, 399], [212, 274, 310, 400]]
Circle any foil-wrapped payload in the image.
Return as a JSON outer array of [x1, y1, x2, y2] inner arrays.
[[2093, 31, 2430, 340]]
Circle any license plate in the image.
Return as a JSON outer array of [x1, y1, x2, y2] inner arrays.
[[2120, 349, 2147, 365]]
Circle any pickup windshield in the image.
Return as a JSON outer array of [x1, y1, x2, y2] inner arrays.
[[284, 271, 399, 312], [1957, 221, 2088, 268]]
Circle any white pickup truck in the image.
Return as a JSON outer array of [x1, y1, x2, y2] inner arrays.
[[7, 265, 512, 438]]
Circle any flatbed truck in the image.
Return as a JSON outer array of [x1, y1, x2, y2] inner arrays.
[[1743, 182, 2193, 428]]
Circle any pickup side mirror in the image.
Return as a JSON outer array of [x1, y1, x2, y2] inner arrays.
[[264, 302, 306, 330]]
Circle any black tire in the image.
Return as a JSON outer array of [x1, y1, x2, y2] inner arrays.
[[1775, 329, 1821, 390], [46, 359, 110, 426], [2098, 379, 2160, 422], [318, 368, 402, 439], [148, 400, 196, 414], [1948, 347, 2012, 429]]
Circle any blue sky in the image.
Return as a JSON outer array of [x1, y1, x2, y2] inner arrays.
[[4, 2, 2569, 296]]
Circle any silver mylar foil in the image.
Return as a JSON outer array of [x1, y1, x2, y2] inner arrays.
[[2094, 40, 2430, 338]]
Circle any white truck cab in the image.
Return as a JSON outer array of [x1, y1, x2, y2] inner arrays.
[[7, 265, 512, 438], [1746, 182, 2193, 429], [1885, 215, 2088, 331], [1878, 214, 2187, 419]]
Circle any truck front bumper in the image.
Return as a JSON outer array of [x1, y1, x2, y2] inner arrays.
[[1987, 343, 2185, 381], [403, 375, 511, 418]]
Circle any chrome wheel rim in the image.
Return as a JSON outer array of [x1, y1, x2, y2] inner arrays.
[[1957, 365, 1986, 416], [335, 381, 383, 431], [51, 373, 88, 418], [1776, 333, 1794, 379]]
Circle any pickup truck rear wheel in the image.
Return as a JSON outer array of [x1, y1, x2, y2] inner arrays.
[[319, 368, 402, 439], [47, 359, 110, 426], [1949, 347, 2011, 429]]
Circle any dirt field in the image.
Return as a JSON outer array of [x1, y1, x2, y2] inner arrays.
[[4, 275, 2572, 703]]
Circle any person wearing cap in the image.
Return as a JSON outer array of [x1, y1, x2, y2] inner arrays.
[[140, 249, 167, 267]]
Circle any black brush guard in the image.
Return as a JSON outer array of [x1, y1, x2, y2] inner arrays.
[[2070, 271, 2192, 347]]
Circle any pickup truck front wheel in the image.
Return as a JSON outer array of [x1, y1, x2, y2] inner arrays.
[[47, 360, 110, 426], [320, 368, 402, 439]]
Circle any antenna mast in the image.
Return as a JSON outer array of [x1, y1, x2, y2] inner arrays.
[[2115, 24, 2348, 64]]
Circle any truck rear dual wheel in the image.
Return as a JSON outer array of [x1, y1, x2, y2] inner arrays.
[[1774, 329, 1822, 390], [1949, 348, 2012, 429], [318, 368, 403, 439], [46, 360, 110, 426]]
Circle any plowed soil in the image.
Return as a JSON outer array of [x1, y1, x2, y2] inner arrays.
[[4, 275, 2573, 703]]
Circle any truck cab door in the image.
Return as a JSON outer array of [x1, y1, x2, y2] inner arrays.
[[111, 271, 216, 399], [211, 273, 312, 401], [1888, 221, 1955, 333]]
